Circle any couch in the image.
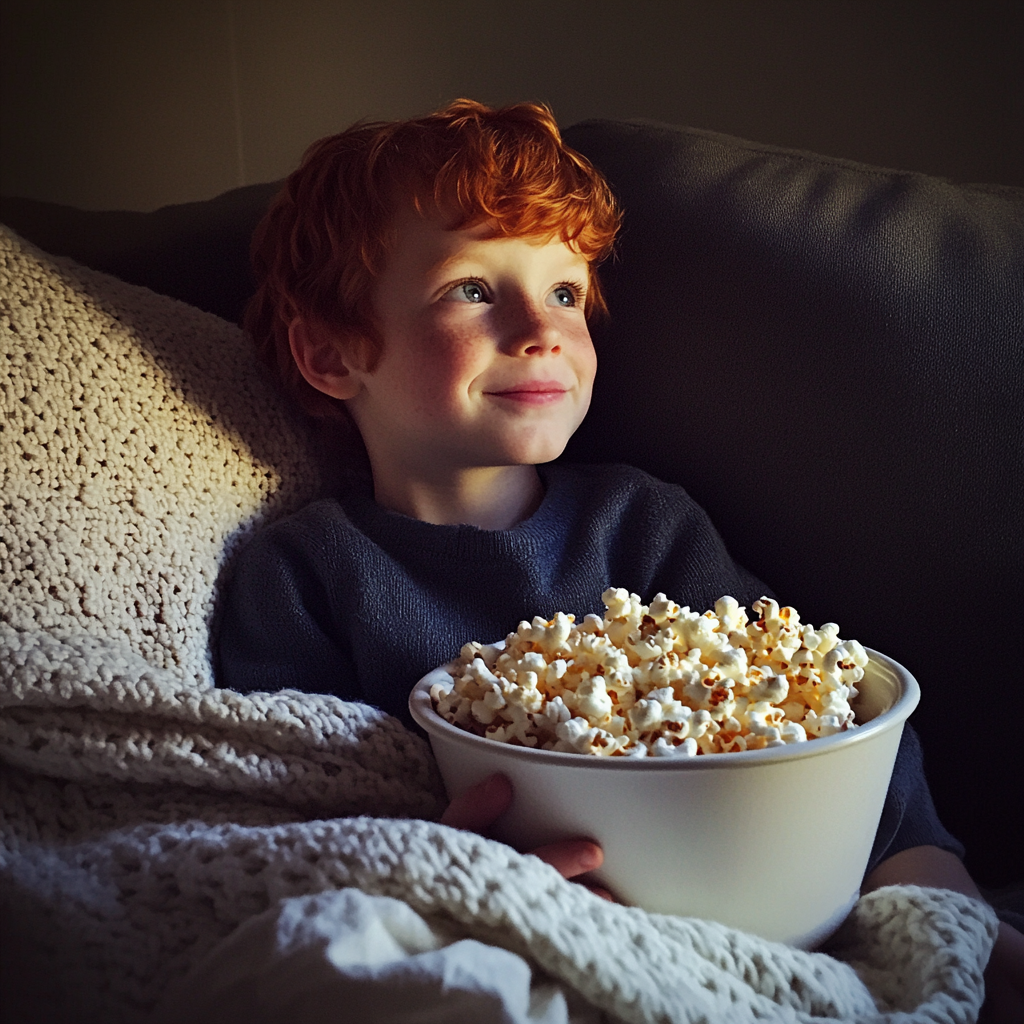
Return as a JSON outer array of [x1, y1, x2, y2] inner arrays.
[[5, 118, 1020, 884], [1, 118, 1021, 1021]]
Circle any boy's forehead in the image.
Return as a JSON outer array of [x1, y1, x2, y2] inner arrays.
[[389, 207, 585, 277]]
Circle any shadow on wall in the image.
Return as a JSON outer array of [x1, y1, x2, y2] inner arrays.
[[2, 0, 1023, 211]]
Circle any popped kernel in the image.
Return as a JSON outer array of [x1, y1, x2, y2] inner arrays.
[[431, 590, 862, 756]]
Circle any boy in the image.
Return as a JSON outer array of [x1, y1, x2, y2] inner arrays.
[[217, 100, 1022, 1013]]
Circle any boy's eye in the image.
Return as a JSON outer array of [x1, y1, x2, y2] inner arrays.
[[448, 281, 487, 303], [549, 284, 582, 308]]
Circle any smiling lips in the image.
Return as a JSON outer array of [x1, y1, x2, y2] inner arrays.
[[487, 380, 571, 405]]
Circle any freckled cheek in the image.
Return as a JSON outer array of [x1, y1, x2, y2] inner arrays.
[[403, 328, 484, 410], [570, 329, 598, 386]]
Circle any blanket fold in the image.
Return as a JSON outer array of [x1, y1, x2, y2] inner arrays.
[[0, 647, 998, 1024], [0, 628, 443, 819]]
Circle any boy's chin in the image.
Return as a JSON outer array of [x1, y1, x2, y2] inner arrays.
[[489, 425, 582, 468], [494, 439, 572, 468]]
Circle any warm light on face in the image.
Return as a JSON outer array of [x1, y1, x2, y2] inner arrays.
[[343, 210, 597, 483]]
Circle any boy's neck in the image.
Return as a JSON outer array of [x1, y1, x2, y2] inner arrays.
[[370, 463, 544, 530]]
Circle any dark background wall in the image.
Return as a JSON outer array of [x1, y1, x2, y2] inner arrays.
[[2, 0, 1022, 211]]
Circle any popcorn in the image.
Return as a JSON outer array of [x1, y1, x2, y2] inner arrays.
[[431, 590, 864, 756]]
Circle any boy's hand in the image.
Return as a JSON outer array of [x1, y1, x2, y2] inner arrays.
[[439, 773, 613, 899]]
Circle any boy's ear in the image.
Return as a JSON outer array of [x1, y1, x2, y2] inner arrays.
[[288, 319, 363, 401]]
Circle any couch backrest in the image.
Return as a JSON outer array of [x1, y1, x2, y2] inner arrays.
[[0, 182, 279, 325], [563, 120, 1024, 885]]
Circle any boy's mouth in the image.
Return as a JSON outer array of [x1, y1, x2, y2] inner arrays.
[[487, 380, 571, 405]]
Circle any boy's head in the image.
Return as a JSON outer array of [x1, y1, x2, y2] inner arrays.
[[246, 99, 620, 425]]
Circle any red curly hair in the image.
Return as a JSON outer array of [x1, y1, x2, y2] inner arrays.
[[246, 98, 621, 420]]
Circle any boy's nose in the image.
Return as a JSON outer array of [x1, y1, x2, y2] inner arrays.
[[500, 298, 562, 356]]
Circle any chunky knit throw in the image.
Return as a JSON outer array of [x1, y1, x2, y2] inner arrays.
[[0, 225, 999, 1023]]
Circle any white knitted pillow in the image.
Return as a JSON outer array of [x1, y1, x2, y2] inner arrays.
[[0, 225, 321, 686]]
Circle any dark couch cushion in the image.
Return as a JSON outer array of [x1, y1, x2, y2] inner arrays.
[[563, 120, 1023, 884], [3, 121, 1022, 883], [0, 182, 279, 324]]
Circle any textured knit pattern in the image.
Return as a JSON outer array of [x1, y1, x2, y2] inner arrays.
[[0, 226, 999, 1023], [0, 224, 322, 681]]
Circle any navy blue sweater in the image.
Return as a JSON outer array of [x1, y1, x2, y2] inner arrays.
[[216, 462, 963, 873]]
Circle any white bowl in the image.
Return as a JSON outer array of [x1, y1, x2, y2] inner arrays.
[[409, 648, 920, 948]]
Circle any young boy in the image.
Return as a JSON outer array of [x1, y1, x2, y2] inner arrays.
[[217, 100, 1022, 1013]]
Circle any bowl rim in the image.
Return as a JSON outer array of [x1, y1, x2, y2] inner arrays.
[[408, 647, 920, 772]]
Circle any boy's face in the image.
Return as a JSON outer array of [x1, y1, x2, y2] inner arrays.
[[344, 209, 597, 481]]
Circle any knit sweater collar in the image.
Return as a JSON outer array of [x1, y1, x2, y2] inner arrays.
[[340, 463, 568, 558]]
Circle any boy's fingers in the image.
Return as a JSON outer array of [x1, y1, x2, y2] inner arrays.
[[527, 838, 603, 880], [440, 784, 615, 901], [578, 881, 616, 902], [439, 773, 513, 832]]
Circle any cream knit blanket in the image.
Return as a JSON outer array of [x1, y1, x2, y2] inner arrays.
[[0, 226, 998, 1022]]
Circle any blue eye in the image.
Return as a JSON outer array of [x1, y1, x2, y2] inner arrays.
[[453, 281, 485, 303], [551, 284, 583, 307]]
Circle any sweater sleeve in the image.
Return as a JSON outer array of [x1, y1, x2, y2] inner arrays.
[[617, 474, 961, 878], [215, 521, 362, 700], [618, 474, 962, 878], [863, 722, 965, 877]]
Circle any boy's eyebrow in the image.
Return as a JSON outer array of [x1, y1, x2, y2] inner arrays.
[[427, 250, 590, 280], [429, 252, 476, 275]]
